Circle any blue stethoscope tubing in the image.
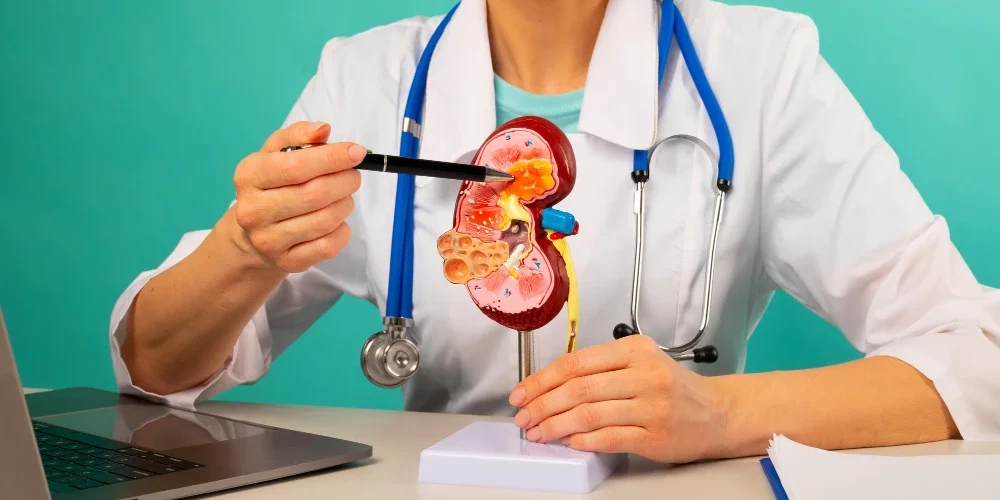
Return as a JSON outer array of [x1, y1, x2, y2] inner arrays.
[[638, 0, 733, 185], [366, 0, 734, 387], [385, 3, 459, 321]]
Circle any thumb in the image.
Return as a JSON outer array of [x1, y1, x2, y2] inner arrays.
[[261, 121, 331, 153]]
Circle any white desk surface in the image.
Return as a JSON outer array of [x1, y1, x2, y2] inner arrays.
[[23, 389, 1000, 499]]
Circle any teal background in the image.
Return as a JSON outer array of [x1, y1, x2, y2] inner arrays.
[[1, 1, 997, 410]]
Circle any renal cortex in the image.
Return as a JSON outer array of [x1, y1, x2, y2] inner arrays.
[[437, 116, 580, 348]]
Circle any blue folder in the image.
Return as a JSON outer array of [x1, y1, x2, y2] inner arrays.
[[759, 457, 789, 500]]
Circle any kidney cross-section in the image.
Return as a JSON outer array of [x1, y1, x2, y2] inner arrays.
[[437, 116, 577, 332]]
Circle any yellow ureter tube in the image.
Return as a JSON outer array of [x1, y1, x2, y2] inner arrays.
[[550, 234, 579, 353]]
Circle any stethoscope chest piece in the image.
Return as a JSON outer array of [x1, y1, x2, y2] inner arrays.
[[361, 317, 419, 388]]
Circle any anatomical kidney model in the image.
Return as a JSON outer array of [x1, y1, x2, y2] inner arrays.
[[437, 116, 580, 353]]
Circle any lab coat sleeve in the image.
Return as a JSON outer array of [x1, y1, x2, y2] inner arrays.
[[109, 37, 372, 410], [758, 17, 1000, 440]]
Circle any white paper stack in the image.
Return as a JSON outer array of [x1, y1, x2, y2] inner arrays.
[[766, 434, 1000, 500]]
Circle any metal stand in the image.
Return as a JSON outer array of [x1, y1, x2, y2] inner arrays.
[[517, 330, 535, 440]]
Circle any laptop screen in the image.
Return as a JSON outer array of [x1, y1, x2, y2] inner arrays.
[[0, 309, 51, 499]]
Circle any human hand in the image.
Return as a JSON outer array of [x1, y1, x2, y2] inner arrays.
[[229, 121, 365, 273], [508, 335, 733, 463]]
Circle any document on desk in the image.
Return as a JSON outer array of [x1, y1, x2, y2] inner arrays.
[[761, 434, 1000, 500]]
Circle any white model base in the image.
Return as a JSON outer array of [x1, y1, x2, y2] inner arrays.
[[417, 421, 626, 494]]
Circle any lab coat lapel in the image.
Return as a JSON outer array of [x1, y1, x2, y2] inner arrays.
[[417, 0, 496, 178], [577, 0, 716, 155], [577, 0, 660, 150]]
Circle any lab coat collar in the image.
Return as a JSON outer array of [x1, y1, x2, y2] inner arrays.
[[418, 0, 710, 169]]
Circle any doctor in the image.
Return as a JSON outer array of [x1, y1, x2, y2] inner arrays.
[[112, 0, 1000, 464]]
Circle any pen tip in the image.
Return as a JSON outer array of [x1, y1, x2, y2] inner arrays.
[[484, 168, 514, 182], [486, 172, 514, 182]]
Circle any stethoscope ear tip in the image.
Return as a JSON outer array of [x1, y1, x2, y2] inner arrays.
[[693, 346, 718, 363], [613, 323, 639, 340]]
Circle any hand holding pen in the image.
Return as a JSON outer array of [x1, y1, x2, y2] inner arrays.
[[229, 121, 364, 274], [228, 120, 513, 275]]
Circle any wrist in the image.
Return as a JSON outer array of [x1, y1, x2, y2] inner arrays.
[[706, 374, 773, 458], [213, 208, 288, 281]]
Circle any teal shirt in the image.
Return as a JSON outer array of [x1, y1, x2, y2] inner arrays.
[[494, 75, 584, 134]]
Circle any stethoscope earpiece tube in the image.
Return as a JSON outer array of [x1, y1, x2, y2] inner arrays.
[[613, 2, 734, 367]]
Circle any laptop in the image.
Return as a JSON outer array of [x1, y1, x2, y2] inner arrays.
[[0, 308, 373, 499]]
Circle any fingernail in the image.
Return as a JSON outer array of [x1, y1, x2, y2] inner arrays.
[[514, 410, 530, 428], [526, 427, 541, 442], [307, 121, 327, 134], [348, 144, 367, 162], [509, 387, 526, 407]]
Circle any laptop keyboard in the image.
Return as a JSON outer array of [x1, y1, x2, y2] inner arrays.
[[32, 421, 203, 493]]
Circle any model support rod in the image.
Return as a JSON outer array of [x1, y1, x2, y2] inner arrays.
[[518, 330, 536, 440]]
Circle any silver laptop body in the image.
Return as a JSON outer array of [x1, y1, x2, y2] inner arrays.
[[0, 308, 372, 499]]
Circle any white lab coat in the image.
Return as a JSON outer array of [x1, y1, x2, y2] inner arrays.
[[109, 0, 1000, 440]]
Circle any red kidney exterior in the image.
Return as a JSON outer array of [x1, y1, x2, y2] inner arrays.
[[451, 116, 577, 332]]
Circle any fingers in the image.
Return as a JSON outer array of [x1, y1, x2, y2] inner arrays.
[[261, 121, 331, 153], [247, 196, 355, 256], [514, 370, 638, 430], [511, 336, 650, 408], [243, 142, 368, 190], [524, 400, 640, 443], [237, 169, 361, 228], [274, 223, 352, 273], [560, 426, 651, 455]]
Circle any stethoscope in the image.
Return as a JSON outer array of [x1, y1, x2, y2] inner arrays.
[[361, 0, 734, 388]]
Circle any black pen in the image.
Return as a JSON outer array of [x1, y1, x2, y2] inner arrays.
[[280, 144, 514, 183]]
